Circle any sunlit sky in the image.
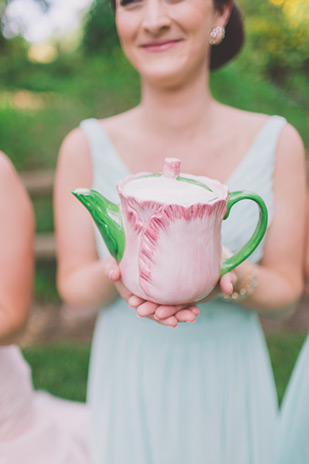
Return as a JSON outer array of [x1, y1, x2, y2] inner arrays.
[[2, 0, 94, 43]]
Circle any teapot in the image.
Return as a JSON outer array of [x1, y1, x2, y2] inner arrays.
[[72, 158, 267, 305]]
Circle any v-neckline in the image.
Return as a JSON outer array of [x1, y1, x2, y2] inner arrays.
[[96, 115, 275, 185]]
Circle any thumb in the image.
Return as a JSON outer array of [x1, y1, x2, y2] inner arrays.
[[103, 257, 121, 281], [220, 271, 235, 295]]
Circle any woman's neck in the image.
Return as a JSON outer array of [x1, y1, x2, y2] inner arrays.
[[138, 69, 216, 138]]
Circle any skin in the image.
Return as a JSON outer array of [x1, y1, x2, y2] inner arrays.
[[0, 153, 34, 345], [55, 0, 306, 327], [304, 190, 309, 296]]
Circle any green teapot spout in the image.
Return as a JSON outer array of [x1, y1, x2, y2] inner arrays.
[[72, 188, 125, 262]]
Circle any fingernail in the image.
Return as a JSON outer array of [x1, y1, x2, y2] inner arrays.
[[108, 270, 114, 280]]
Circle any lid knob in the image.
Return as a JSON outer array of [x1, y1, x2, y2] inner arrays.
[[162, 158, 181, 179]]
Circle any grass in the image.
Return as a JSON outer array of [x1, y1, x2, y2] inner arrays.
[[267, 331, 307, 403], [22, 332, 307, 405], [23, 342, 90, 402]]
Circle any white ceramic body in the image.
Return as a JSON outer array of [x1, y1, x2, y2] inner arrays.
[[117, 174, 228, 305]]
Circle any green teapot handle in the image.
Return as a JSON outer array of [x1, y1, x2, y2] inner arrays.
[[220, 191, 268, 277]]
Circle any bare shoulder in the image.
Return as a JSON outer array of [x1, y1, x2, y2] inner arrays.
[[273, 122, 306, 197], [59, 126, 90, 162], [0, 152, 16, 179], [220, 104, 269, 127], [0, 152, 23, 192], [277, 122, 305, 161], [233, 109, 305, 158], [56, 112, 136, 185], [0, 152, 33, 218], [57, 126, 93, 186], [225, 106, 305, 161]]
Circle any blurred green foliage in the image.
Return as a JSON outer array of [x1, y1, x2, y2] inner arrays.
[[82, 0, 119, 53], [238, 0, 309, 82], [23, 342, 90, 401], [267, 331, 307, 402]]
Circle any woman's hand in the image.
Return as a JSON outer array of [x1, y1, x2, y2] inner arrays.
[[196, 246, 238, 303], [104, 258, 200, 328], [199, 250, 255, 304]]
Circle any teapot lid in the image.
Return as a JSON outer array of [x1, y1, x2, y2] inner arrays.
[[121, 158, 228, 206]]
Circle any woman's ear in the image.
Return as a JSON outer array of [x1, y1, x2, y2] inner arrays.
[[215, 1, 233, 28]]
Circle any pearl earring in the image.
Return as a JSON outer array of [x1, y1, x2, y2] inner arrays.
[[209, 26, 226, 45]]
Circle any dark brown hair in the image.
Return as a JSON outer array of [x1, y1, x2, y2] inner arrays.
[[210, 1, 244, 71], [110, 0, 245, 71]]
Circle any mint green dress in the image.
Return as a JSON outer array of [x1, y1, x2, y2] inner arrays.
[[81, 115, 287, 464], [277, 334, 309, 463]]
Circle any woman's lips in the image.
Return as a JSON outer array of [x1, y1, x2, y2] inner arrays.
[[140, 39, 183, 52]]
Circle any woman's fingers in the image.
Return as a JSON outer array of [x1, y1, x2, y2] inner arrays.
[[114, 280, 132, 301], [128, 295, 144, 308], [109, 267, 121, 281], [155, 304, 200, 322], [150, 314, 178, 328], [136, 301, 158, 317], [155, 305, 183, 319], [220, 271, 236, 295], [104, 257, 121, 282], [175, 309, 196, 322], [190, 306, 200, 317]]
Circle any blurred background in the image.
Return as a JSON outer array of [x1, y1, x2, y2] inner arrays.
[[0, 0, 308, 402]]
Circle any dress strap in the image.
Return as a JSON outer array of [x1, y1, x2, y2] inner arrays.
[[227, 115, 287, 190], [244, 115, 287, 192], [223, 115, 287, 263], [79, 118, 130, 259], [247, 115, 287, 161], [80, 118, 130, 197]]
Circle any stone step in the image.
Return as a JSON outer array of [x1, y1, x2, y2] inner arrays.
[[21, 169, 54, 196], [20, 169, 55, 260], [35, 233, 56, 260]]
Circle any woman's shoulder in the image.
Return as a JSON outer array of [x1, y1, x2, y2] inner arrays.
[[60, 108, 137, 154], [0, 152, 33, 217], [0, 151, 15, 176], [0, 152, 24, 191], [224, 106, 304, 152]]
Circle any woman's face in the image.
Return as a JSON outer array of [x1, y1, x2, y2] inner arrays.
[[115, 0, 227, 87]]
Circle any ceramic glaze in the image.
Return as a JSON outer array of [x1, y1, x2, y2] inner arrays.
[[122, 158, 223, 206], [73, 158, 268, 305]]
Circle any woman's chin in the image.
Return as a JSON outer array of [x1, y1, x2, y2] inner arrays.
[[141, 67, 190, 90]]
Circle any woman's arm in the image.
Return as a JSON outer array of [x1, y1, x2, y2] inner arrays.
[[304, 189, 309, 295], [54, 128, 118, 309], [229, 123, 306, 316], [0, 153, 34, 345]]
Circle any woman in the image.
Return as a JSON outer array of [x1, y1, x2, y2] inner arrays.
[[276, 192, 309, 464], [0, 152, 89, 464], [54, 1, 306, 462]]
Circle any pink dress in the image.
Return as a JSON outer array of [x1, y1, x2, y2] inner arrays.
[[0, 346, 89, 464]]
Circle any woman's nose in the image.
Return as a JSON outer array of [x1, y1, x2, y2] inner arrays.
[[142, 0, 171, 34]]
